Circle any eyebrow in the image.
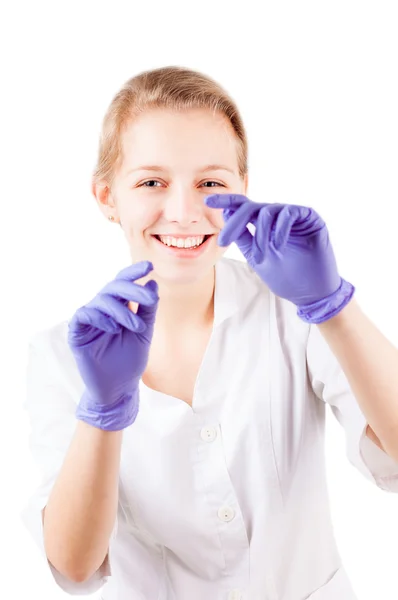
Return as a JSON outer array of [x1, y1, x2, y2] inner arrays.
[[126, 164, 236, 175]]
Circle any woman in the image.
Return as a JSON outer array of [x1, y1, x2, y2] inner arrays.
[[22, 66, 398, 600]]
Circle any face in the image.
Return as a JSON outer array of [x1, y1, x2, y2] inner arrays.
[[95, 108, 248, 285]]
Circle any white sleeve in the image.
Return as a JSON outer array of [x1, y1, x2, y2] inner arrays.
[[306, 322, 398, 493], [20, 328, 118, 595]]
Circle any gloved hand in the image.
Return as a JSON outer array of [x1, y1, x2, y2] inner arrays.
[[67, 261, 159, 431], [205, 193, 355, 324]]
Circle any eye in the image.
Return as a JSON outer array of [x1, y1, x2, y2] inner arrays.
[[201, 181, 225, 188], [138, 180, 225, 188], [140, 180, 162, 188]]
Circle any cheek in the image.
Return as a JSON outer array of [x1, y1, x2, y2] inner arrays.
[[122, 203, 160, 234], [211, 211, 226, 231]]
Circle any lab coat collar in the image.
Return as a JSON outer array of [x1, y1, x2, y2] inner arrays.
[[63, 257, 260, 332], [213, 257, 261, 329]]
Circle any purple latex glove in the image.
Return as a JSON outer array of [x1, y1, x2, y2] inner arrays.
[[67, 261, 159, 431], [205, 194, 355, 324]]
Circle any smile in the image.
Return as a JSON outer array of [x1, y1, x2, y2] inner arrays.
[[151, 234, 215, 258]]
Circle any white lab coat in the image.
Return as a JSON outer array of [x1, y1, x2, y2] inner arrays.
[[21, 256, 398, 600]]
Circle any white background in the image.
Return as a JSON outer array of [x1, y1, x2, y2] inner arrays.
[[1, 0, 398, 598]]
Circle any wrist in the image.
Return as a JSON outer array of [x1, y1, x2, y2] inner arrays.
[[296, 277, 356, 324], [76, 389, 140, 431]]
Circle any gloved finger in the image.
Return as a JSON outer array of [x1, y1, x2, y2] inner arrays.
[[87, 294, 147, 333], [114, 260, 154, 282], [218, 201, 261, 246], [291, 205, 314, 228], [204, 193, 251, 209], [291, 206, 324, 237], [100, 279, 159, 306], [68, 306, 120, 342], [253, 204, 284, 264], [253, 206, 279, 263], [223, 208, 236, 220], [233, 226, 255, 261], [273, 206, 297, 251]]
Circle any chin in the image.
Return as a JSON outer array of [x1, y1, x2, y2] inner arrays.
[[151, 255, 221, 285], [154, 262, 210, 282]]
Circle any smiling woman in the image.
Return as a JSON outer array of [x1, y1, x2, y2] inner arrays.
[[22, 65, 398, 600]]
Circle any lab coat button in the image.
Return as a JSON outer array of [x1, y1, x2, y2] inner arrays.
[[228, 590, 242, 600], [200, 426, 217, 442], [218, 506, 235, 522]]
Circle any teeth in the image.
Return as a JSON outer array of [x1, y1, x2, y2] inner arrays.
[[158, 235, 205, 248]]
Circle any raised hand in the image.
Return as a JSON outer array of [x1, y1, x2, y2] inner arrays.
[[67, 261, 159, 430], [205, 193, 355, 323]]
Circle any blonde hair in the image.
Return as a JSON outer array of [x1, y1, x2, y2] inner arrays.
[[93, 65, 248, 187]]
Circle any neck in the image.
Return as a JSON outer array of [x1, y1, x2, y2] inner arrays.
[[155, 267, 215, 331], [129, 266, 216, 332]]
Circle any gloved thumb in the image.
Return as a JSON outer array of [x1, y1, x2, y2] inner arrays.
[[136, 279, 159, 326]]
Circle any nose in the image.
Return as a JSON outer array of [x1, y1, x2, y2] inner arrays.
[[161, 187, 205, 226]]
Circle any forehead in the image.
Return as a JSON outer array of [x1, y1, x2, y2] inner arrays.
[[120, 108, 239, 169]]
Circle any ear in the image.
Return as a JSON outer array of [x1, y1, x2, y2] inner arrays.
[[92, 181, 117, 221]]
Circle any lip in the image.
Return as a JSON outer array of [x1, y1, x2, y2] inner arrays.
[[151, 234, 215, 258], [153, 234, 214, 238]]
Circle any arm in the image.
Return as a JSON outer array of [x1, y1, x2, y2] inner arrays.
[[23, 330, 165, 596], [43, 420, 122, 583], [317, 297, 398, 461]]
